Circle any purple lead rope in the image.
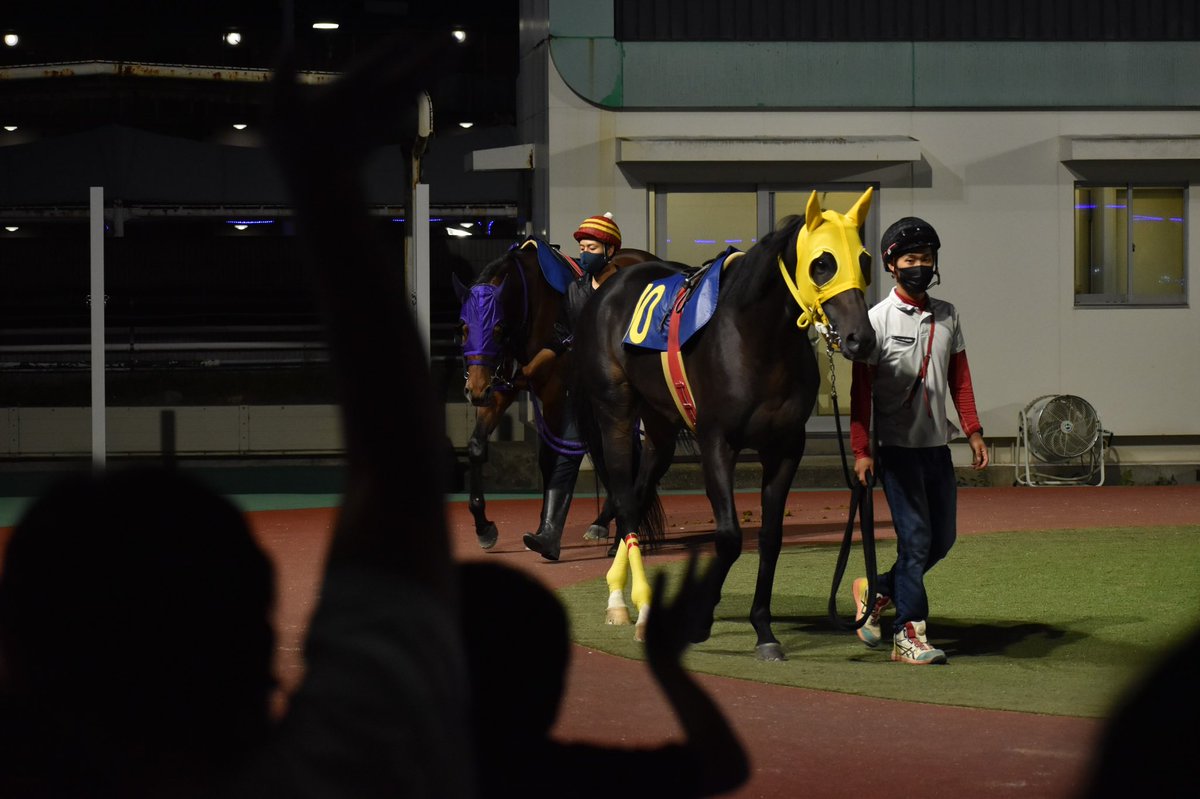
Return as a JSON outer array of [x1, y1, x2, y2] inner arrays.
[[530, 392, 589, 457]]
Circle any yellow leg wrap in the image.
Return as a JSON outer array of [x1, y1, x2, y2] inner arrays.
[[605, 537, 631, 625], [626, 533, 652, 641], [606, 536, 629, 594]]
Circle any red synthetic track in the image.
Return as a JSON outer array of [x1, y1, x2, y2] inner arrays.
[[251, 485, 1200, 799]]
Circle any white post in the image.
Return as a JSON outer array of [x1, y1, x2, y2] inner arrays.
[[89, 186, 106, 467], [411, 181, 431, 359], [408, 90, 433, 361]]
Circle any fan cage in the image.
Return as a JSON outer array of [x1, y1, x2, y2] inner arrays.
[[1016, 394, 1109, 487]]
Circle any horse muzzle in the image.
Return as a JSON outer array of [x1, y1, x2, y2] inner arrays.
[[838, 326, 876, 361]]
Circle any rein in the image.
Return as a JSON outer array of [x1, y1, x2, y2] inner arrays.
[[530, 392, 589, 457], [822, 338, 880, 632]]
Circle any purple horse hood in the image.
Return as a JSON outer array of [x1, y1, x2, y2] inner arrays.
[[459, 278, 507, 366]]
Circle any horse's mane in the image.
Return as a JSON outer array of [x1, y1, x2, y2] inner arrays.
[[474, 248, 517, 285], [717, 214, 805, 305]]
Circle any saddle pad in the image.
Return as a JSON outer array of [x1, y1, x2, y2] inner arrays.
[[622, 248, 738, 352], [519, 238, 582, 294]]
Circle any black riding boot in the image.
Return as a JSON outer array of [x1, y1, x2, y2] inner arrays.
[[523, 487, 573, 561]]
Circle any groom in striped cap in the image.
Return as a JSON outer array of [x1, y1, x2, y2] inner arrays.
[[565, 211, 621, 321], [521, 212, 623, 561]]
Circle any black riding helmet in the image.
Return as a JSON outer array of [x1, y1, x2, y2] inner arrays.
[[880, 216, 941, 267], [880, 216, 942, 291]]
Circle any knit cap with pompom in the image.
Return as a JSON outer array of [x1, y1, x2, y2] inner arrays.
[[572, 212, 621, 250]]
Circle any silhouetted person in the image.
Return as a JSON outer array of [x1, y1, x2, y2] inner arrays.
[[0, 33, 472, 799], [0, 468, 275, 797], [459, 553, 749, 798], [1076, 623, 1198, 798]]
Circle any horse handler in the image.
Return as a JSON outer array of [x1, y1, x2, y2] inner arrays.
[[849, 216, 989, 665], [522, 213, 624, 560]]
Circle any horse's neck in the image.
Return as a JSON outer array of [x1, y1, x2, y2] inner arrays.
[[511, 253, 557, 361], [721, 250, 795, 332]]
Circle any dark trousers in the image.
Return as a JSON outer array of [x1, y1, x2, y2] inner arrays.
[[539, 401, 584, 493], [877, 445, 957, 628]]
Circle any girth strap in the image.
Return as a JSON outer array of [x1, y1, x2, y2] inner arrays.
[[661, 284, 699, 432]]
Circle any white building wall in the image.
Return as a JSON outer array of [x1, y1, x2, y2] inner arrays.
[[543, 61, 1200, 444]]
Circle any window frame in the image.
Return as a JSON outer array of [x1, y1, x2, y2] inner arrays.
[[1073, 181, 1189, 309]]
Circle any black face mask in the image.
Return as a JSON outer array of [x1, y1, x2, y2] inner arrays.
[[894, 265, 935, 294], [578, 250, 608, 276]]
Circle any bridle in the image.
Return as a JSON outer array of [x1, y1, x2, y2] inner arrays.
[[459, 247, 530, 395], [776, 187, 873, 352]]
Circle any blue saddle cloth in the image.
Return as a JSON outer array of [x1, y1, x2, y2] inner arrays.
[[519, 237, 581, 295], [622, 247, 738, 351]]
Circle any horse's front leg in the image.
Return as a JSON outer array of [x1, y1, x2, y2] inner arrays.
[[694, 436, 741, 645], [468, 392, 512, 550], [751, 450, 802, 661]]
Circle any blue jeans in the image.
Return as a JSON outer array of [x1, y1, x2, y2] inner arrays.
[[877, 445, 957, 628]]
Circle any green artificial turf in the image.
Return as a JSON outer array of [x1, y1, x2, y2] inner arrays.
[[558, 526, 1200, 718]]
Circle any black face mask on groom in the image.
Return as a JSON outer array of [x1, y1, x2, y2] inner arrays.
[[894, 265, 936, 294], [578, 250, 609, 276]]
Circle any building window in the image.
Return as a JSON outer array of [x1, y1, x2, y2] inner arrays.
[[1074, 184, 1187, 306], [658, 190, 758, 266]]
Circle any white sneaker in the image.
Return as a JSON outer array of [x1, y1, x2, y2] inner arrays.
[[852, 577, 890, 648], [891, 620, 947, 665]]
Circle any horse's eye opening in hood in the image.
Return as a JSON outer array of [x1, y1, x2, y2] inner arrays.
[[809, 252, 838, 286]]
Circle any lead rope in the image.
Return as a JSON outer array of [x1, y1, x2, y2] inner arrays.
[[823, 339, 880, 631]]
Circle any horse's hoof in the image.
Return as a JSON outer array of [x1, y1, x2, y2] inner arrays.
[[606, 607, 631, 626], [583, 525, 609, 542], [476, 523, 499, 550], [755, 643, 787, 662], [633, 605, 650, 641]]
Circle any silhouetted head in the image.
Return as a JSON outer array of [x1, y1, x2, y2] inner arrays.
[[0, 466, 276, 789], [458, 561, 568, 739]]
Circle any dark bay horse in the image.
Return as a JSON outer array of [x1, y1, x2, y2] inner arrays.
[[574, 188, 878, 660], [454, 238, 657, 551]]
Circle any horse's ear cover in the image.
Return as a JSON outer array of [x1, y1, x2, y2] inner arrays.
[[846, 186, 874, 227], [805, 191, 824, 232], [452, 272, 469, 302]]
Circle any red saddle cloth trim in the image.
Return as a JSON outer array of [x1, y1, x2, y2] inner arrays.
[[563, 253, 582, 277], [666, 285, 698, 430]]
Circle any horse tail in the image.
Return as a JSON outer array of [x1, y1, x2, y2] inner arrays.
[[674, 427, 698, 457], [640, 428, 694, 551], [637, 478, 667, 553]]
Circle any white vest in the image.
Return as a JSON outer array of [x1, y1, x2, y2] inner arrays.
[[866, 287, 966, 449]]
